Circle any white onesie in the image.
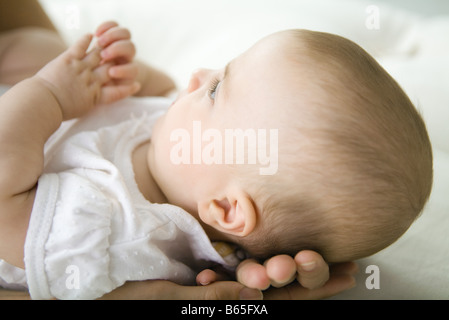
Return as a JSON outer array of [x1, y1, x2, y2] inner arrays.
[[0, 97, 237, 299]]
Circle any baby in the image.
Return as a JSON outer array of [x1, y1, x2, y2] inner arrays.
[[153, 28, 433, 262], [0, 22, 432, 299]]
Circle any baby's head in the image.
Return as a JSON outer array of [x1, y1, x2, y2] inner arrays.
[[149, 29, 433, 263]]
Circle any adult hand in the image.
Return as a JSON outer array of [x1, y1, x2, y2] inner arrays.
[[99, 280, 262, 300], [0, 280, 262, 300], [196, 250, 357, 300], [100, 251, 357, 300]]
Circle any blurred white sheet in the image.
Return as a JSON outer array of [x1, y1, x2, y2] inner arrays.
[[39, 0, 449, 299]]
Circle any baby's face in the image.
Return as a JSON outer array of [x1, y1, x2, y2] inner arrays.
[[148, 32, 302, 216]]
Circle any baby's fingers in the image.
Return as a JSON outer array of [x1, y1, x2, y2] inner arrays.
[[99, 81, 141, 105], [67, 33, 94, 59], [93, 62, 113, 84], [109, 63, 138, 80], [97, 26, 132, 48], [83, 46, 102, 69], [100, 40, 136, 63], [95, 21, 119, 38]]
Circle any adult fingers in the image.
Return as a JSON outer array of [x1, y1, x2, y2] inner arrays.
[[263, 272, 356, 300], [196, 269, 220, 286], [295, 250, 330, 290], [236, 259, 270, 290], [196, 267, 233, 286], [264, 255, 297, 288]]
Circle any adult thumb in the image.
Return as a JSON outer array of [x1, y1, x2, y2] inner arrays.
[[194, 281, 263, 300], [99, 280, 263, 300]]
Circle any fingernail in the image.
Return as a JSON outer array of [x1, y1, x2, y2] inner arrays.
[[239, 288, 263, 300], [300, 261, 316, 272]]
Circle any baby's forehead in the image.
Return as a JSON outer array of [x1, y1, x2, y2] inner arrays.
[[223, 31, 328, 117], [244, 31, 294, 58], [233, 34, 300, 77]]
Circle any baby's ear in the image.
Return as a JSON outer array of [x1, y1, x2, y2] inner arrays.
[[197, 191, 257, 237]]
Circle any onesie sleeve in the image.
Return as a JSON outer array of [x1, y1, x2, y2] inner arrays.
[[24, 172, 117, 300]]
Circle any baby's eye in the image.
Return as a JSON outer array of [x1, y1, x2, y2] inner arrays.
[[208, 78, 222, 101]]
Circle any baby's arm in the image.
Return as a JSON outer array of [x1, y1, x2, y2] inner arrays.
[[0, 27, 139, 268]]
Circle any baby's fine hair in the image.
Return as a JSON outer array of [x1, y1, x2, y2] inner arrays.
[[239, 30, 433, 263]]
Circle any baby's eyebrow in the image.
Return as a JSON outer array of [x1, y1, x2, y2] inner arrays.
[[221, 61, 233, 100], [224, 61, 232, 80]]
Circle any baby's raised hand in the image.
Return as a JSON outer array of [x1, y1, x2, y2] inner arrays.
[[95, 21, 140, 93], [35, 24, 140, 120]]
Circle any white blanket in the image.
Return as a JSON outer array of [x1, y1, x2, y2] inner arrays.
[[39, 0, 449, 299]]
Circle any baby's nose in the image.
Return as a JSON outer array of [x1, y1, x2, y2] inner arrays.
[[187, 68, 212, 93]]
